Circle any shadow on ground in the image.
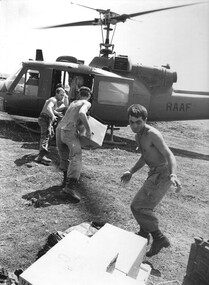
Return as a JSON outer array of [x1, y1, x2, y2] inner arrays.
[[170, 147, 209, 161], [103, 134, 209, 160], [0, 120, 39, 142], [22, 185, 80, 207], [1, 120, 208, 160]]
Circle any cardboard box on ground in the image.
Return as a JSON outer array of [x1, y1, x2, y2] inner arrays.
[[19, 223, 151, 285], [79, 116, 107, 148]]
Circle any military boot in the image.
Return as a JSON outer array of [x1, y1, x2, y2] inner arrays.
[[35, 154, 51, 165], [35, 149, 51, 165], [136, 228, 151, 245], [146, 230, 170, 257], [62, 178, 80, 203]]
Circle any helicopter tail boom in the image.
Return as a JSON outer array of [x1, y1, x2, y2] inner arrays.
[[149, 90, 209, 121]]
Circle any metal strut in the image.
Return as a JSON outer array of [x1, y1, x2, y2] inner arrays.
[[104, 124, 126, 145]]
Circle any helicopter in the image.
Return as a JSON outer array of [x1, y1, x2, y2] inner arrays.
[[0, 1, 208, 136]]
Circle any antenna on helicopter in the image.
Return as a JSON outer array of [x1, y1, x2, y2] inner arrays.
[[35, 49, 44, 61]]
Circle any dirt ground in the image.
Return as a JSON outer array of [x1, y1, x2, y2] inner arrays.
[[0, 117, 209, 284]]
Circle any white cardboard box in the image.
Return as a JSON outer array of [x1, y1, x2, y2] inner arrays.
[[19, 224, 148, 285], [80, 116, 107, 147], [90, 223, 147, 279], [19, 230, 124, 285], [19, 230, 90, 285]]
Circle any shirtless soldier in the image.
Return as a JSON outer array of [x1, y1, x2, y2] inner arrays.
[[121, 104, 181, 257], [56, 86, 92, 203], [36, 87, 66, 164]]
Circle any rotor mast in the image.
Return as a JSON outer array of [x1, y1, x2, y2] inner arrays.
[[99, 9, 115, 57]]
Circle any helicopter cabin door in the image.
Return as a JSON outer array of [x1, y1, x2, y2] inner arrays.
[[91, 75, 134, 126], [5, 68, 41, 117]]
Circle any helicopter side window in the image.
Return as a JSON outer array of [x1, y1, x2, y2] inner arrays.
[[97, 81, 129, 106]]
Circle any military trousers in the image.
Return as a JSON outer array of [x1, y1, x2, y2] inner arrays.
[[56, 125, 82, 180], [130, 164, 172, 233], [38, 113, 53, 155]]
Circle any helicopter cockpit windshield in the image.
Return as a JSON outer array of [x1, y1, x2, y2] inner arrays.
[[5, 65, 22, 91]]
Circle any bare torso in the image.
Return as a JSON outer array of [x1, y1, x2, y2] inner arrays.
[[59, 100, 90, 130], [41, 97, 58, 118], [136, 125, 167, 168]]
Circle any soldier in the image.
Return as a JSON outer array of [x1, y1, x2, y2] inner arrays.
[[36, 87, 66, 164], [56, 86, 92, 202], [121, 104, 181, 257], [68, 75, 84, 102]]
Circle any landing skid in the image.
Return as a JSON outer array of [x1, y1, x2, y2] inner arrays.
[[104, 125, 127, 146], [0, 111, 40, 134], [15, 121, 40, 134]]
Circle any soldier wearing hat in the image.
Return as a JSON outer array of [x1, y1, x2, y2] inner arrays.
[[56, 86, 92, 202]]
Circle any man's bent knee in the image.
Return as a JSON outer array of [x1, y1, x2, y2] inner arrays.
[[131, 203, 151, 220], [131, 202, 143, 216]]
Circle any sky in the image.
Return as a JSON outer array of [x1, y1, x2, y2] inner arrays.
[[0, 0, 209, 91]]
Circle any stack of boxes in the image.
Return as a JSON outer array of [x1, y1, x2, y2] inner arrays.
[[19, 223, 151, 285]]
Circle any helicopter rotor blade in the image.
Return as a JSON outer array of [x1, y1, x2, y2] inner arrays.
[[111, 2, 205, 23], [39, 19, 101, 29], [38, 2, 206, 30], [70, 1, 107, 14]]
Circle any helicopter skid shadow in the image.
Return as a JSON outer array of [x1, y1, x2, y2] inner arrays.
[[170, 147, 209, 161], [103, 134, 209, 160]]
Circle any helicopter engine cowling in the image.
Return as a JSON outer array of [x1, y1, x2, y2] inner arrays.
[[89, 56, 177, 91], [89, 55, 131, 72], [133, 65, 177, 91]]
